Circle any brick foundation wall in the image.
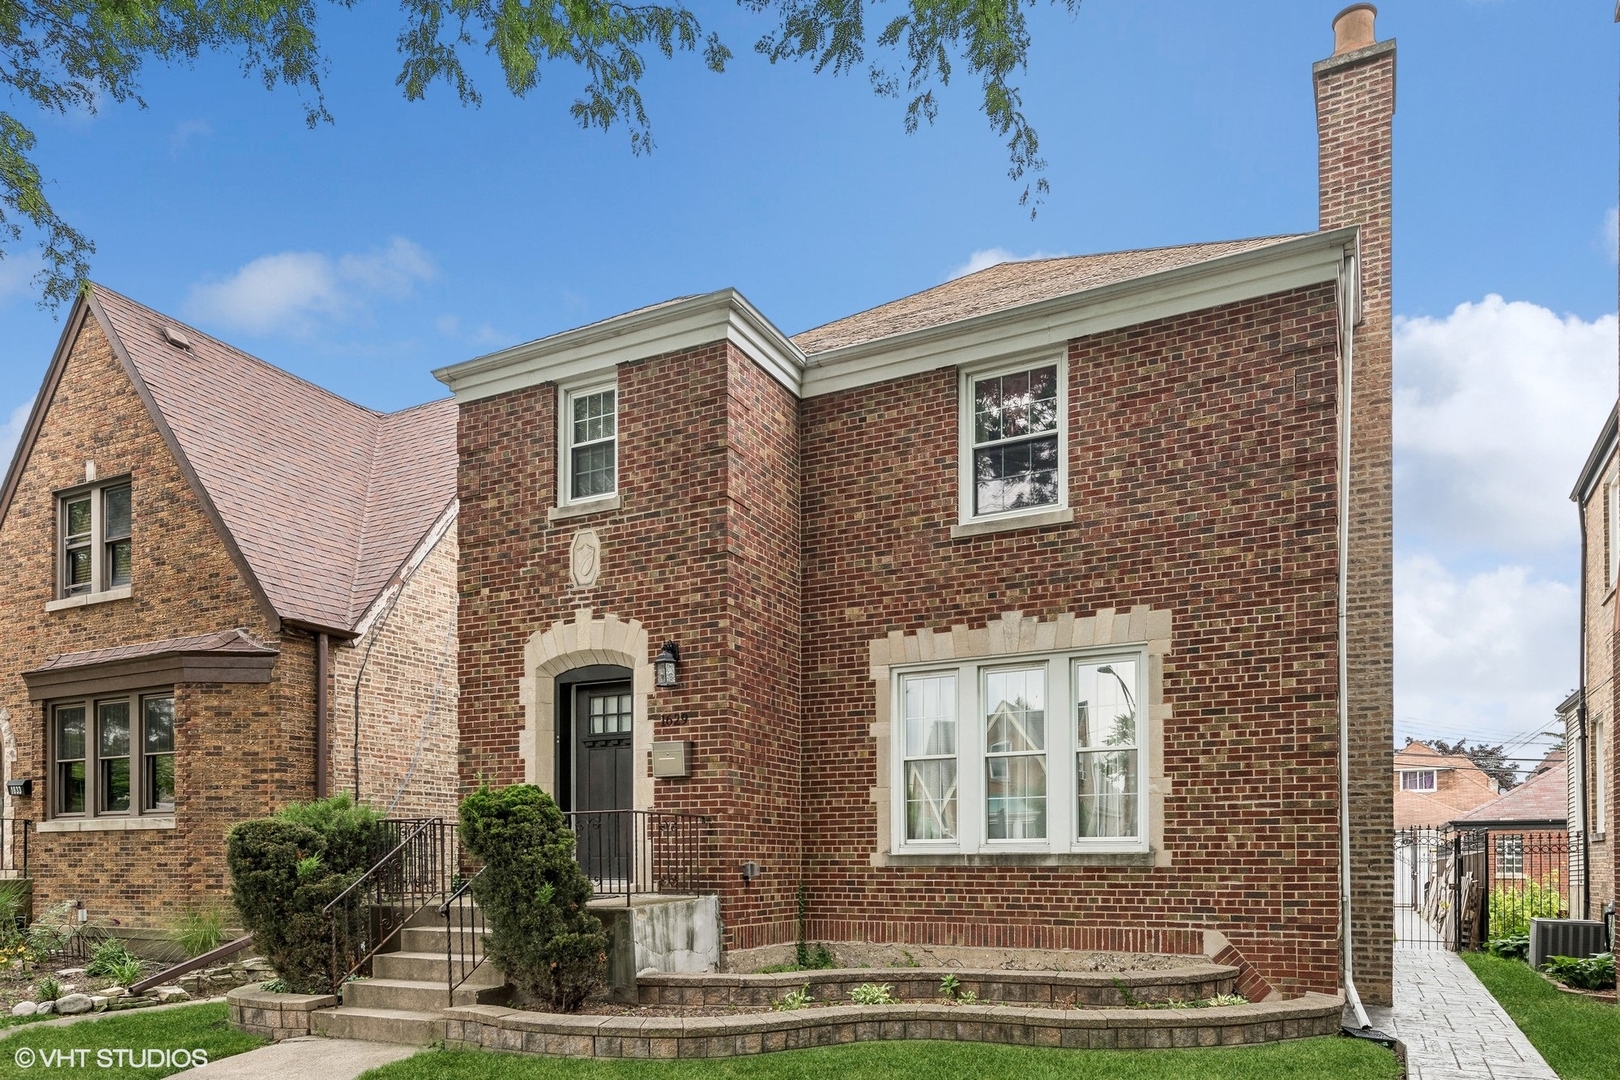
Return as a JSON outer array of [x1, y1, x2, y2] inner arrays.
[[1316, 37, 1397, 1006], [0, 317, 319, 926], [329, 520, 459, 820]]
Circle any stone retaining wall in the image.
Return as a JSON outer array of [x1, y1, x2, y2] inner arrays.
[[444, 993, 1344, 1059], [636, 965, 1238, 1008], [226, 988, 338, 1042]]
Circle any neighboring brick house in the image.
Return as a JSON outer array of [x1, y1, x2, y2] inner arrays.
[[436, 10, 1395, 1005], [0, 286, 459, 927], [1393, 740, 1501, 830], [1571, 405, 1617, 921], [1453, 752, 1568, 899]]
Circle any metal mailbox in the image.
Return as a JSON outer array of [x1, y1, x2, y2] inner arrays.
[[651, 740, 691, 779]]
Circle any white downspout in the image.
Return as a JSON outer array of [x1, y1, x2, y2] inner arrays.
[[1338, 246, 1373, 1032]]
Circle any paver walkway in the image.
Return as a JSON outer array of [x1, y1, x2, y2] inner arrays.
[[185, 1036, 417, 1079], [1388, 947, 1558, 1080]]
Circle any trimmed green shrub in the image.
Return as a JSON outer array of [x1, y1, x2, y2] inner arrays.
[[226, 796, 388, 994], [459, 784, 608, 1012]]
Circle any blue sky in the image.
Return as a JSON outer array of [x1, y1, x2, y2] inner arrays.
[[0, 1, 1616, 774]]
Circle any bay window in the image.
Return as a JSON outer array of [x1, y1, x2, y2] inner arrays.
[[51, 690, 175, 820]]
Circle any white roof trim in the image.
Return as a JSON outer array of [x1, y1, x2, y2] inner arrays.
[[433, 228, 1359, 405], [799, 228, 1360, 397], [433, 290, 808, 403]]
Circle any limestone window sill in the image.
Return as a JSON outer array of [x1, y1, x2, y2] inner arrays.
[[37, 817, 175, 833], [880, 849, 1155, 868], [548, 496, 622, 523], [949, 507, 1074, 539], [44, 586, 132, 613]]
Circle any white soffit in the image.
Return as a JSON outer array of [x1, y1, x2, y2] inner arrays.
[[433, 228, 1358, 404]]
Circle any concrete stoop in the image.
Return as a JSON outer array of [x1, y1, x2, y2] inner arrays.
[[310, 909, 507, 1047]]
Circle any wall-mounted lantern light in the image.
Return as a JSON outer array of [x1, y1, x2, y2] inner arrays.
[[654, 642, 680, 688]]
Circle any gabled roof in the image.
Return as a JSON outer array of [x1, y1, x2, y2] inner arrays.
[[1394, 741, 1479, 774], [0, 286, 457, 635], [1453, 760, 1567, 827], [791, 236, 1311, 354]]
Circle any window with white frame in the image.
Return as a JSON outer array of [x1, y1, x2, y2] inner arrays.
[[1494, 834, 1524, 877], [1609, 475, 1619, 589], [1400, 769, 1437, 792], [560, 382, 617, 505], [58, 480, 132, 598], [894, 649, 1146, 854], [960, 360, 1065, 522], [51, 690, 175, 819]]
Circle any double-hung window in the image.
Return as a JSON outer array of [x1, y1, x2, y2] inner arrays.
[[58, 480, 132, 599], [51, 691, 174, 819], [894, 648, 1147, 854], [960, 359, 1066, 524], [560, 382, 617, 506]]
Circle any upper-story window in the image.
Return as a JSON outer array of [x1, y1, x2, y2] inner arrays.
[[960, 359, 1066, 524], [1400, 769, 1437, 792], [893, 648, 1146, 855], [59, 481, 132, 599], [561, 383, 617, 505]]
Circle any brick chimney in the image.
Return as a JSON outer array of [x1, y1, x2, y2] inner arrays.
[[1313, 4, 1396, 1010]]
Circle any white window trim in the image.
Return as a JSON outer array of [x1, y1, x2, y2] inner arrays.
[[1595, 716, 1608, 838], [55, 477, 132, 601], [956, 354, 1068, 528], [889, 645, 1149, 857], [1609, 475, 1619, 590], [1399, 769, 1437, 792], [557, 376, 619, 510]]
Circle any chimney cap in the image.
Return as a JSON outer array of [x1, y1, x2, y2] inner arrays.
[[1332, 3, 1377, 56]]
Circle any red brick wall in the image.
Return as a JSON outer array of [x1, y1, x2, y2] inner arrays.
[[1316, 38, 1397, 1005], [797, 285, 1345, 998], [0, 316, 320, 927], [456, 342, 804, 948]]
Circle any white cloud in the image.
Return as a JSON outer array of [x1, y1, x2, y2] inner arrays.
[[1394, 295, 1617, 557], [0, 401, 31, 474], [436, 313, 503, 348], [948, 247, 1068, 280], [1604, 206, 1618, 265], [169, 119, 212, 152], [1394, 553, 1574, 752], [185, 238, 436, 336]]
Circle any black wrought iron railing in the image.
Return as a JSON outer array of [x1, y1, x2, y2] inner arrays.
[[564, 810, 706, 904], [324, 817, 446, 991], [438, 866, 487, 1006]]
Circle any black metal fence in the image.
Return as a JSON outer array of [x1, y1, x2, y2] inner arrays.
[[1395, 826, 1573, 951], [564, 810, 706, 904]]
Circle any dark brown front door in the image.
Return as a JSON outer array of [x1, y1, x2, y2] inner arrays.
[[573, 683, 632, 880]]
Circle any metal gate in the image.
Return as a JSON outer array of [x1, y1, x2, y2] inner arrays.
[[1396, 826, 1571, 951]]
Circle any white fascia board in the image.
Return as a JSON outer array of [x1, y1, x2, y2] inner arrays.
[[800, 227, 1360, 398], [432, 289, 806, 403]]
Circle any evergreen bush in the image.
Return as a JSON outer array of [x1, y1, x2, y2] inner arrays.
[[459, 783, 608, 1012], [225, 795, 387, 994]]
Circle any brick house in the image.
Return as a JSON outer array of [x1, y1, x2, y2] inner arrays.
[[1570, 405, 1617, 922], [1453, 752, 1568, 906], [436, 9, 1396, 1005], [0, 286, 460, 929], [1393, 740, 1501, 829]]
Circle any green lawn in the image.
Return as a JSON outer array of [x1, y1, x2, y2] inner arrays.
[[0, 1002, 265, 1079], [1463, 951, 1620, 1080], [361, 1037, 1399, 1080]]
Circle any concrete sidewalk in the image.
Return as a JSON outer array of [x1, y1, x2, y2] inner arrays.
[[185, 1036, 418, 1079], [1386, 948, 1557, 1080]]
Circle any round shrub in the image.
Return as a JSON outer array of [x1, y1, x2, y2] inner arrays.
[[459, 784, 608, 1012]]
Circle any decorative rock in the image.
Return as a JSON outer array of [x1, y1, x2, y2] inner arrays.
[[103, 987, 128, 999], [57, 968, 84, 978], [55, 994, 92, 1015], [36, 1002, 55, 1015], [154, 987, 190, 1003], [89, 996, 108, 1012], [11, 1001, 36, 1017]]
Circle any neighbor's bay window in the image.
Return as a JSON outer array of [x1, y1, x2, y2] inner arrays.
[[895, 648, 1147, 853], [51, 690, 174, 819], [58, 480, 132, 598]]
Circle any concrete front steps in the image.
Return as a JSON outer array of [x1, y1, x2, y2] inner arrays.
[[312, 916, 506, 1046]]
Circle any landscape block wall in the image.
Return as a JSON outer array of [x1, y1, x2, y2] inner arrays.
[[0, 316, 316, 926], [797, 284, 1347, 999]]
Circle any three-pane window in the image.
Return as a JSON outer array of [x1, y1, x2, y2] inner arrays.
[[58, 481, 133, 598], [967, 363, 1062, 518], [563, 386, 617, 503], [896, 649, 1147, 853], [1399, 769, 1437, 792], [51, 691, 174, 818]]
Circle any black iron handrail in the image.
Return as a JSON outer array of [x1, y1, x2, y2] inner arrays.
[[564, 809, 707, 905], [324, 816, 445, 992], [438, 866, 487, 1006]]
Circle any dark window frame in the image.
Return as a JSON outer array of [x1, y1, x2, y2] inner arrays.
[[49, 688, 174, 820], [55, 477, 134, 599]]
